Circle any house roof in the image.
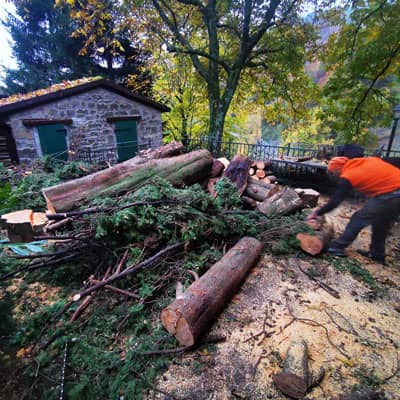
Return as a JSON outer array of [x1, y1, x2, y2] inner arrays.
[[0, 77, 170, 116]]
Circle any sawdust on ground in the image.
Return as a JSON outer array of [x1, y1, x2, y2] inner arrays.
[[148, 198, 400, 400]]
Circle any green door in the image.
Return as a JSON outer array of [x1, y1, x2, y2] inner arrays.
[[115, 120, 138, 162], [37, 123, 68, 161]]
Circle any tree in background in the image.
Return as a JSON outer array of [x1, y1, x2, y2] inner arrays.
[[318, 0, 400, 144], [66, 0, 316, 151], [2, 0, 152, 95]]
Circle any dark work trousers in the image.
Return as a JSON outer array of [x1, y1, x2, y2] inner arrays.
[[331, 191, 400, 259]]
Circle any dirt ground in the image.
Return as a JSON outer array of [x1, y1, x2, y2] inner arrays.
[[149, 198, 400, 400]]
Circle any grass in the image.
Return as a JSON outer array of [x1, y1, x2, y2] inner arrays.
[[329, 256, 378, 289]]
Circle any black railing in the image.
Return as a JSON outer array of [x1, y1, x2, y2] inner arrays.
[[186, 137, 400, 159], [74, 140, 153, 164]]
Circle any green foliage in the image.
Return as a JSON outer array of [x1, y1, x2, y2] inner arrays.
[[318, 1, 400, 143], [330, 256, 378, 288], [95, 177, 248, 245], [214, 178, 242, 209], [0, 159, 97, 214]]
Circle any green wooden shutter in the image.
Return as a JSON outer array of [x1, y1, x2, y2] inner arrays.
[[37, 123, 68, 161], [115, 120, 138, 162]]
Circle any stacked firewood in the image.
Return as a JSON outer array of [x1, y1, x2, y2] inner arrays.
[[248, 160, 277, 184]]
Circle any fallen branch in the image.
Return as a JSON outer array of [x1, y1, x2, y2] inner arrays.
[[138, 335, 226, 356], [74, 242, 185, 301]]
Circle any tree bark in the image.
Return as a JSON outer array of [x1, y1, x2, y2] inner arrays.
[[43, 149, 213, 212], [222, 155, 251, 195], [244, 181, 280, 202], [211, 159, 225, 178], [256, 186, 303, 216], [295, 188, 320, 208], [161, 237, 263, 346]]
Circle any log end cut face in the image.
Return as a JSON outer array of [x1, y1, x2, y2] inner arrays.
[[161, 308, 195, 347], [272, 371, 307, 399], [296, 233, 324, 256]]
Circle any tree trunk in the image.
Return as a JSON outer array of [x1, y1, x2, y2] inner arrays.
[[43, 149, 213, 212], [161, 237, 263, 346], [256, 186, 303, 216]]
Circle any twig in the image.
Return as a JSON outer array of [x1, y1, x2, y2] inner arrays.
[[382, 350, 400, 383], [244, 306, 275, 344], [74, 242, 184, 301], [283, 294, 351, 359], [89, 279, 140, 299], [46, 200, 178, 220], [252, 350, 272, 378], [296, 261, 340, 299], [139, 335, 226, 356], [46, 217, 74, 232]]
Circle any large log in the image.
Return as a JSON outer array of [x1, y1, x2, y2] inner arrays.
[[43, 149, 213, 212], [244, 181, 280, 202], [256, 186, 303, 216], [223, 155, 251, 195], [161, 237, 263, 346]]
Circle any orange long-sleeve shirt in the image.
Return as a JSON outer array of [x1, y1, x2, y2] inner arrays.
[[340, 157, 400, 197]]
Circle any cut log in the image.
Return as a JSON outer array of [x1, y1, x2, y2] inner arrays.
[[161, 237, 263, 346], [262, 177, 271, 184], [217, 157, 230, 169], [43, 149, 213, 212], [248, 167, 256, 176], [211, 159, 225, 178], [244, 181, 280, 202], [137, 140, 183, 160], [222, 155, 251, 196], [255, 161, 265, 170], [255, 169, 266, 179], [295, 188, 320, 208], [256, 186, 303, 216], [32, 212, 48, 234], [1, 209, 34, 243], [266, 175, 277, 184], [241, 196, 258, 208], [273, 340, 324, 399], [296, 218, 333, 255]]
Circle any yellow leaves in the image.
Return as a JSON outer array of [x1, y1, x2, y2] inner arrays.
[[16, 346, 33, 359], [0, 77, 102, 107]]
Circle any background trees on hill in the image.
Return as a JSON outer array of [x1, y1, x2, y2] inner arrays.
[[1, 0, 152, 95], [3, 0, 399, 147]]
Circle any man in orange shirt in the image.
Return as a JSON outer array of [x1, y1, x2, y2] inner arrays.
[[307, 156, 400, 264]]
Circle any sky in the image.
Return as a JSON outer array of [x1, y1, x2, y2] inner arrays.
[[0, 2, 17, 82]]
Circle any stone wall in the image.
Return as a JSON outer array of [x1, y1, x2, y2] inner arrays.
[[6, 88, 164, 164]]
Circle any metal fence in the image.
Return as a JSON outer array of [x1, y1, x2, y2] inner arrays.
[[186, 137, 400, 160], [74, 140, 153, 164]]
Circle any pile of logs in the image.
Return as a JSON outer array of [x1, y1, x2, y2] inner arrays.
[[248, 159, 277, 184]]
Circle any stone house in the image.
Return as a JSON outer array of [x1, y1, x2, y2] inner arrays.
[[0, 78, 169, 164]]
